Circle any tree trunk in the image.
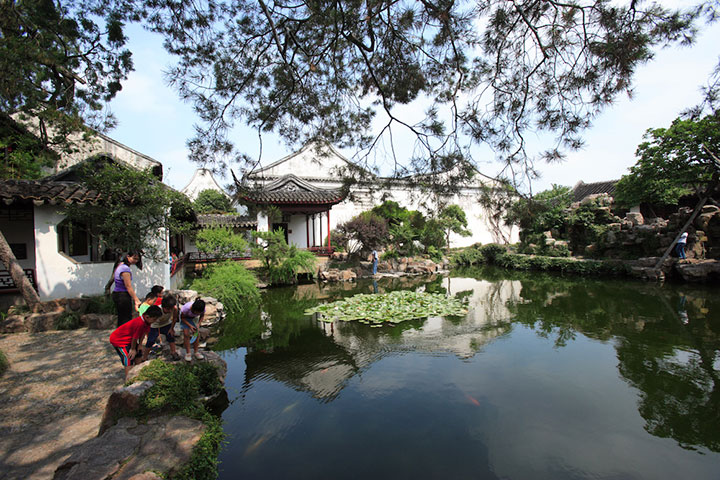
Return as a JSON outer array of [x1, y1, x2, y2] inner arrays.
[[0, 228, 42, 309], [654, 177, 719, 271]]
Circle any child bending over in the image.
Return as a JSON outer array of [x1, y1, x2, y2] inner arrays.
[[180, 299, 205, 361], [109, 305, 162, 381]]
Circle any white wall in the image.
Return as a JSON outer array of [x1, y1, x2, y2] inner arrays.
[[287, 214, 308, 247], [33, 207, 170, 300]]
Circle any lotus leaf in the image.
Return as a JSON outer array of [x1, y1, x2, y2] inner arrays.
[[304, 290, 468, 325]]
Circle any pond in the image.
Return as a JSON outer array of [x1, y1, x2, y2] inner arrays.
[[212, 267, 720, 479]]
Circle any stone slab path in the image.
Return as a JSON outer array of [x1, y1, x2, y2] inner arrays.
[[0, 328, 124, 480]]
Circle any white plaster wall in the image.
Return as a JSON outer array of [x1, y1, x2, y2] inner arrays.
[[33, 207, 170, 300], [259, 144, 349, 179], [317, 186, 518, 248], [287, 215, 308, 247]]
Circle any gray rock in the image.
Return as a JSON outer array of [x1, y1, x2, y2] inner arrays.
[[98, 381, 155, 435], [626, 212, 644, 226], [26, 311, 62, 332], [82, 313, 116, 330], [54, 418, 141, 480], [54, 415, 205, 480], [675, 260, 720, 282], [0, 314, 26, 333]]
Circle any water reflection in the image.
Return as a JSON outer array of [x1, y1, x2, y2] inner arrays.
[[215, 267, 720, 478], [502, 269, 720, 453], [218, 274, 518, 400]]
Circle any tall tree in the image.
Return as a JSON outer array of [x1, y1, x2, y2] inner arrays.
[[438, 204, 471, 250], [145, 0, 702, 188], [0, 0, 137, 308], [63, 161, 194, 261], [614, 114, 720, 209]]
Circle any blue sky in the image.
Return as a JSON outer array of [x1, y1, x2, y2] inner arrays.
[[108, 14, 720, 194]]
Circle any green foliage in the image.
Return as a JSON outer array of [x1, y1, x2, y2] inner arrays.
[[426, 245, 443, 262], [453, 242, 628, 276], [190, 260, 260, 315], [506, 185, 574, 242], [54, 311, 81, 330], [85, 295, 116, 314], [195, 227, 248, 257], [130, 360, 225, 480], [614, 115, 720, 209], [438, 204, 472, 250], [451, 243, 507, 266], [305, 290, 468, 325], [0, 0, 135, 142], [63, 161, 194, 261], [251, 230, 316, 285], [337, 213, 389, 254], [193, 189, 233, 214], [0, 117, 57, 179], [371, 201, 411, 226], [0, 348, 8, 376]]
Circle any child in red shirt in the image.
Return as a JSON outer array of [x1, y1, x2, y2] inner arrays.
[[109, 305, 162, 381]]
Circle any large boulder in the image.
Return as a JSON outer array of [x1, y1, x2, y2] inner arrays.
[[675, 260, 720, 282], [26, 311, 63, 332], [626, 211, 644, 226], [99, 381, 155, 435], [0, 314, 26, 333], [82, 313, 116, 330], [54, 415, 205, 480]]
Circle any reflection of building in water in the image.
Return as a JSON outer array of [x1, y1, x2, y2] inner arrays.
[[244, 276, 521, 401], [244, 329, 359, 402], [330, 277, 521, 360]]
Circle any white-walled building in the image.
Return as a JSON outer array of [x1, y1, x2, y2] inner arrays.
[[242, 142, 518, 249], [0, 140, 172, 301]]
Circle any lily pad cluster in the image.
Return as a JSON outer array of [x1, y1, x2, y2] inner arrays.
[[305, 290, 468, 325]]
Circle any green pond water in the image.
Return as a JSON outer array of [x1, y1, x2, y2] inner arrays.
[[213, 267, 720, 479]]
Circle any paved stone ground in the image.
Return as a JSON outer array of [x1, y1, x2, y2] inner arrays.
[[0, 328, 124, 480]]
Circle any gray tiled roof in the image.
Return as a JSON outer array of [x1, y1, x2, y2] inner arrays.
[[0, 179, 101, 206], [242, 174, 346, 205], [197, 214, 257, 228], [572, 180, 618, 202]]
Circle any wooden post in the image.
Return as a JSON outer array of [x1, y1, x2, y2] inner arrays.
[[327, 209, 331, 251], [306, 215, 309, 248]]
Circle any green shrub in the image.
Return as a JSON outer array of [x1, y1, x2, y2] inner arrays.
[[195, 226, 248, 257], [252, 230, 317, 285], [54, 312, 81, 330], [426, 245, 443, 262], [131, 360, 226, 480], [85, 295, 115, 314], [190, 260, 260, 315], [0, 349, 8, 376]]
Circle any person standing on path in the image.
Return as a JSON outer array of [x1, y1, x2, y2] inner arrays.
[[372, 249, 379, 275], [112, 252, 142, 326], [676, 231, 689, 260]]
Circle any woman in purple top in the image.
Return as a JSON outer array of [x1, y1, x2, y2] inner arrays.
[[112, 252, 142, 326]]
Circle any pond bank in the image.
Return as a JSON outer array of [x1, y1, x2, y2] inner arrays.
[[451, 244, 720, 282], [0, 326, 226, 480]]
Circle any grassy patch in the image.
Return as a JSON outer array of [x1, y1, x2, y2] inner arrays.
[[129, 360, 226, 480]]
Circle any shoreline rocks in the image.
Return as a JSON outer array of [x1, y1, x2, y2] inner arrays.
[[56, 352, 228, 480]]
